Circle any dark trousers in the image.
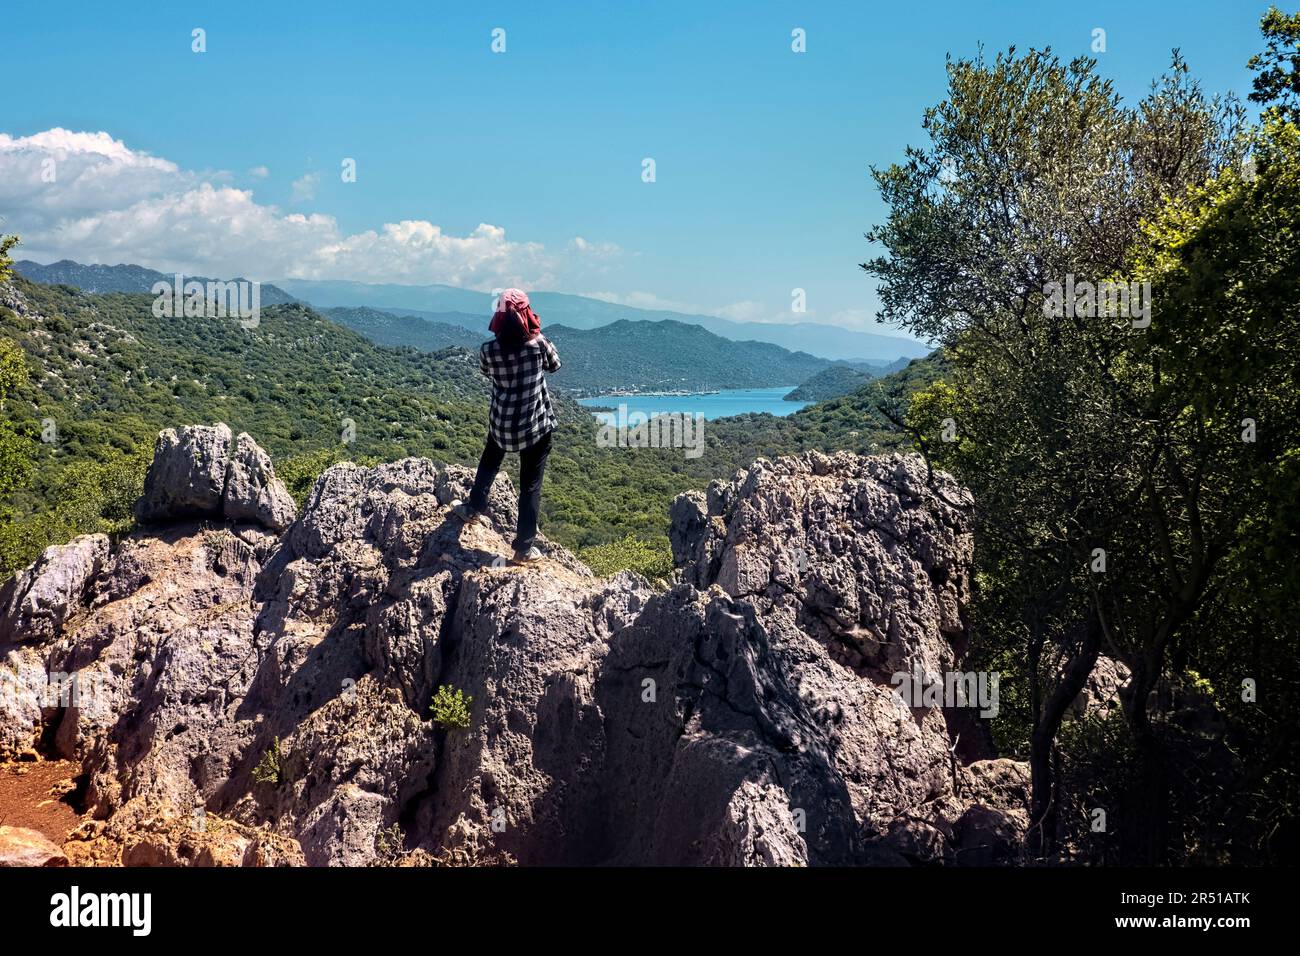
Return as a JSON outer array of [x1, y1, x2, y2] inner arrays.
[[467, 430, 552, 552]]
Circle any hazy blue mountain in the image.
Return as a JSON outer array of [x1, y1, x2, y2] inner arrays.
[[273, 277, 929, 363], [13, 259, 298, 304], [12, 260, 928, 362], [324, 307, 484, 352], [529, 290, 930, 364], [272, 278, 490, 315], [324, 305, 834, 395]]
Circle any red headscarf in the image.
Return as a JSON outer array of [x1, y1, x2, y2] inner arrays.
[[489, 288, 542, 343]]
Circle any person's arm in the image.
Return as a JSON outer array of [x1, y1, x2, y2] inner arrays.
[[541, 336, 561, 373], [479, 342, 491, 377]]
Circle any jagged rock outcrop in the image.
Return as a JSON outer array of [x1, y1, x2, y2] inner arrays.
[[135, 423, 296, 531], [670, 450, 974, 680], [0, 427, 1031, 866], [0, 534, 110, 759], [0, 534, 108, 646]]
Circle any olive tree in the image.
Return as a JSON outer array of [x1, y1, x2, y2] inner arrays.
[[862, 47, 1243, 857]]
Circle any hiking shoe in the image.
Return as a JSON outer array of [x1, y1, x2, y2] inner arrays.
[[452, 502, 487, 525], [511, 546, 543, 564]]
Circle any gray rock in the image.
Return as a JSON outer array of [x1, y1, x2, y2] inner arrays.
[[5, 431, 1026, 866], [704, 779, 811, 866], [962, 758, 1032, 813], [223, 432, 297, 531], [1070, 656, 1131, 722], [879, 816, 951, 865], [951, 804, 1028, 866], [134, 424, 295, 532], [668, 490, 708, 565], [135, 424, 232, 522], [0, 649, 46, 759], [105, 798, 305, 867], [670, 452, 975, 681], [0, 533, 108, 646]]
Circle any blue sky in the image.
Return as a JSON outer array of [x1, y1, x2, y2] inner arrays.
[[0, 0, 1270, 333]]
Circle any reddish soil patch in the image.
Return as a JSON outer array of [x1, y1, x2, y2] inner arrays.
[[0, 759, 87, 845]]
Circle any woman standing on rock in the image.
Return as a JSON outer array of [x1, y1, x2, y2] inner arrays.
[[453, 288, 561, 563]]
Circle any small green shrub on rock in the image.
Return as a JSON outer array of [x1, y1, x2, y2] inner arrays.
[[252, 736, 285, 785], [430, 685, 473, 730]]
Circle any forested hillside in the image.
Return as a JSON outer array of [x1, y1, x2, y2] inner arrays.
[[544, 320, 830, 393], [784, 363, 873, 401], [0, 278, 490, 570], [14, 259, 298, 304], [328, 309, 840, 395], [0, 271, 932, 578], [324, 306, 484, 352]]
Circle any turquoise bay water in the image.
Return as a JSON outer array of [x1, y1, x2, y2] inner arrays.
[[578, 386, 808, 421]]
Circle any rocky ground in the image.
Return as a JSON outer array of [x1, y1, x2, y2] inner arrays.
[[0, 424, 1031, 866]]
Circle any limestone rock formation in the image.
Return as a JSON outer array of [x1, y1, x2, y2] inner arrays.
[[135, 423, 296, 531], [0, 533, 108, 646], [670, 450, 974, 680], [0, 428, 1027, 866], [0, 534, 110, 759]]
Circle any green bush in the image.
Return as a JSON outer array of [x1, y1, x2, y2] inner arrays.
[[278, 446, 377, 508], [430, 685, 473, 730], [577, 533, 674, 582], [252, 736, 285, 786], [0, 449, 148, 577], [374, 823, 406, 863]]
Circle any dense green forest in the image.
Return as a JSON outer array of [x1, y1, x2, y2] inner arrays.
[[865, 10, 1300, 863], [785, 362, 879, 402], [323, 306, 485, 353]]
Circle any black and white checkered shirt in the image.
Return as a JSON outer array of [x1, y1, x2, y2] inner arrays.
[[479, 336, 562, 451]]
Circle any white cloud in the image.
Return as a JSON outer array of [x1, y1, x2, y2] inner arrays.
[[0, 128, 179, 171], [0, 127, 620, 289], [290, 172, 319, 202], [714, 300, 768, 322], [581, 290, 701, 313], [0, 128, 189, 229], [826, 309, 885, 332], [568, 237, 619, 259], [582, 291, 830, 325], [248, 165, 269, 179]]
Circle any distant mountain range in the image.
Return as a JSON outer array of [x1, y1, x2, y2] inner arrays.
[[321, 307, 485, 352], [13, 258, 929, 364], [14, 259, 298, 305], [272, 278, 930, 363], [322, 307, 836, 395]]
